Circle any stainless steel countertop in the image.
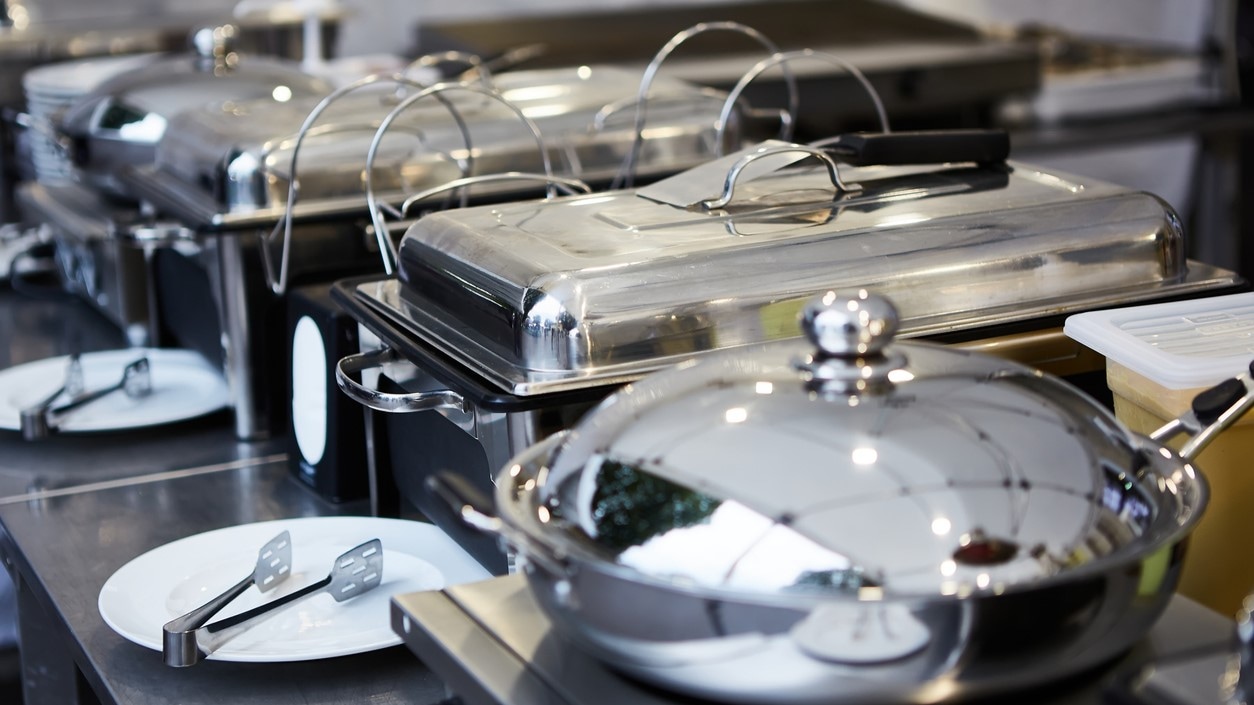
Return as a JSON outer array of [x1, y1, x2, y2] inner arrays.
[[0, 284, 283, 498], [0, 284, 1240, 705], [0, 285, 452, 705], [395, 574, 1238, 705]]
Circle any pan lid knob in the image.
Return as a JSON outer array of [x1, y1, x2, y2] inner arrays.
[[797, 290, 905, 395], [801, 289, 899, 358]]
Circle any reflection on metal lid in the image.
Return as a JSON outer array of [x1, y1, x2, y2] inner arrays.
[[529, 338, 1198, 599], [373, 149, 1237, 396]]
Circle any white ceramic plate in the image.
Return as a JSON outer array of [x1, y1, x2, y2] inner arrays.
[[0, 348, 229, 433], [98, 516, 492, 662]]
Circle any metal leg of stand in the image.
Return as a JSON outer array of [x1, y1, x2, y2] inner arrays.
[[364, 408, 400, 518], [216, 236, 270, 442], [139, 243, 165, 350]]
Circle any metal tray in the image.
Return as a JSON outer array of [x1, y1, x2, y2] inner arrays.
[[383, 144, 1240, 396]]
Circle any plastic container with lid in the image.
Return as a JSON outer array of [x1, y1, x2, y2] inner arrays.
[[1065, 292, 1254, 617]]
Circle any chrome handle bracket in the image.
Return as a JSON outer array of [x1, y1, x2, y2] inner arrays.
[[335, 347, 467, 414]]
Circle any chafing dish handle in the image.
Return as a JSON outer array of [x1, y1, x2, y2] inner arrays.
[[335, 347, 467, 414], [815, 129, 1010, 167], [701, 145, 855, 210]]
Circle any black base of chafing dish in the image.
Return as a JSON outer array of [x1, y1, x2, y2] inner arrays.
[[153, 223, 382, 441], [15, 182, 155, 344], [0, 118, 18, 224], [365, 344, 602, 576], [286, 283, 370, 503], [375, 390, 509, 576], [390, 574, 1236, 705], [334, 277, 613, 575]]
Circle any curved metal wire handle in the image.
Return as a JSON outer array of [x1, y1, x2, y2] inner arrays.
[[592, 85, 728, 132], [365, 81, 556, 275], [260, 71, 476, 295], [717, 49, 891, 152], [407, 44, 549, 84], [405, 50, 495, 89], [260, 121, 445, 183], [612, 21, 799, 190], [400, 173, 592, 216], [700, 144, 856, 210]]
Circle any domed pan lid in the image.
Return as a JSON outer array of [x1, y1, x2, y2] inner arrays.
[[514, 291, 1205, 600]]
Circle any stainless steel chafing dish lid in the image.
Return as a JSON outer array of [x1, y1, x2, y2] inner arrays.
[[133, 65, 732, 227], [523, 292, 1199, 597], [384, 142, 1237, 395], [59, 26, 330, 157]]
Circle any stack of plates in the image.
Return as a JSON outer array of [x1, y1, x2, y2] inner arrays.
[[20, 53, 159, 184]]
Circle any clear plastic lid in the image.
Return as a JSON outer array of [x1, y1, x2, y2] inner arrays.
[[1064, 292, 1254, 389]]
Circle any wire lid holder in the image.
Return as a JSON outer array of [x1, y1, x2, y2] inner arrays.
[[261, 48, 523, 295], [364, 81, 593, 277], [716, 48, 892, 152], [260, 69, 471, 295], [612, 21, 800, 190]]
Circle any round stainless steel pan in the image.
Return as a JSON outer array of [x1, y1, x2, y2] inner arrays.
[[433, 291, 1254, 704]]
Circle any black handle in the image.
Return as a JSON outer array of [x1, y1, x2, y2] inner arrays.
[[820, 129, 1010, 167], [1187, 360, 1254, 424], [1193, 377, 1249, 425], [201, 575, 330, 635]]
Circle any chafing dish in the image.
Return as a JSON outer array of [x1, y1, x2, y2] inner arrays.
[[14, 28, 328, 343], [423, 290, 1254, 703], [333, 141, 1242, 571], [57, 25, 333, 200], [116, 63, 752, 443], [0, 2, 343, 222], [13, 30, 329, 343]]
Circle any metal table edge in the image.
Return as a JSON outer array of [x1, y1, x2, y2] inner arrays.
[[391, 591, 572, 705]]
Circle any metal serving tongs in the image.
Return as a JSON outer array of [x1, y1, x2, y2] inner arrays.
[[19, 356, 151, 440], [163, 531, 292, 667], [17, 353, 83, 439], [164, 536, 383, 667]]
